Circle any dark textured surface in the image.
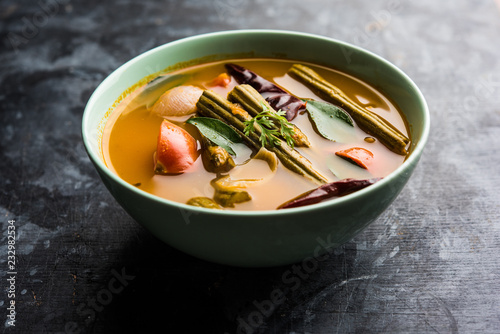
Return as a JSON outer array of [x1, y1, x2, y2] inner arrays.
[[1, 1, 500, 333]]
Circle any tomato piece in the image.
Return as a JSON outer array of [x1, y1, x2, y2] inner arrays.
[[154, 120, 199, 174], [335, 147, 374, 169]]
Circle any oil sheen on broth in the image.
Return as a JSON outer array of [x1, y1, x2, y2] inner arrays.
[[102, 59, 409, 211]]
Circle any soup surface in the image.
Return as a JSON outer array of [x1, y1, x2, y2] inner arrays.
[[102, 59, 409, 211]]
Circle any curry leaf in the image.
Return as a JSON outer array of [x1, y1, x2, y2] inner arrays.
[[187, 117, 242, 156], [305, 100, 355, 142]]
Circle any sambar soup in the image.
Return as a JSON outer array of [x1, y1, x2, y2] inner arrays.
[[102, 59, 410, 211]]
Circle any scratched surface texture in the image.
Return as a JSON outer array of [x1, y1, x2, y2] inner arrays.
[[1, 0, 499, 333]]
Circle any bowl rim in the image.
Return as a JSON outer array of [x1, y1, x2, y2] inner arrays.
[[82, 29, 430, 217]]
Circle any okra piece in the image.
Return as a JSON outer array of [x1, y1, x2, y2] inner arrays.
[[196, 90, 328, 185], [288, 64, 410, 155], [228, 84, 311, 147]]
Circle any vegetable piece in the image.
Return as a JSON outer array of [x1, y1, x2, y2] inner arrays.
[[196, 90, 260, 150], [151, 85, 203, 117], [154, 120, 199, 174], [228, 84, 310, 147], [211, 175, 253, 207], [253, 147, 278, 172], [209, 73, 232, 87], [228, 151, 278, 185], [186, 197, 222, 209], [212, 174, 262, 189], [225, 63, 306, 120], [200, 138, 236, 173], [187, 117, 242, 156], [213, 190, 252, 208], [326, 153, 372, 180], [278, 178, 382, 209], [126, 74, 188, 112], [196, 90, 328, 185], [335, 147, 374, 169], [288, 64, 410, 155]]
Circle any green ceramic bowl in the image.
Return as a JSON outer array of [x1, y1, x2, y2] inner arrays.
[[82, 30, 429, 267]]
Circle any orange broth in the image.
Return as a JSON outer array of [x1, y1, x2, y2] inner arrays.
[[102, 59, 409, 211]]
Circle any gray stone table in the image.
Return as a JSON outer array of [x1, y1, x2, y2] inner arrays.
[[1, 0, 499, 333]]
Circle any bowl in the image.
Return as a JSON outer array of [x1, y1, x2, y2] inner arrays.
[[82, 30, 429, 267]]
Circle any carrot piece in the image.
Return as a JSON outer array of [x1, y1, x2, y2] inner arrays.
[[335, 147, 374, 169], [209, 73, 232, 87]]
